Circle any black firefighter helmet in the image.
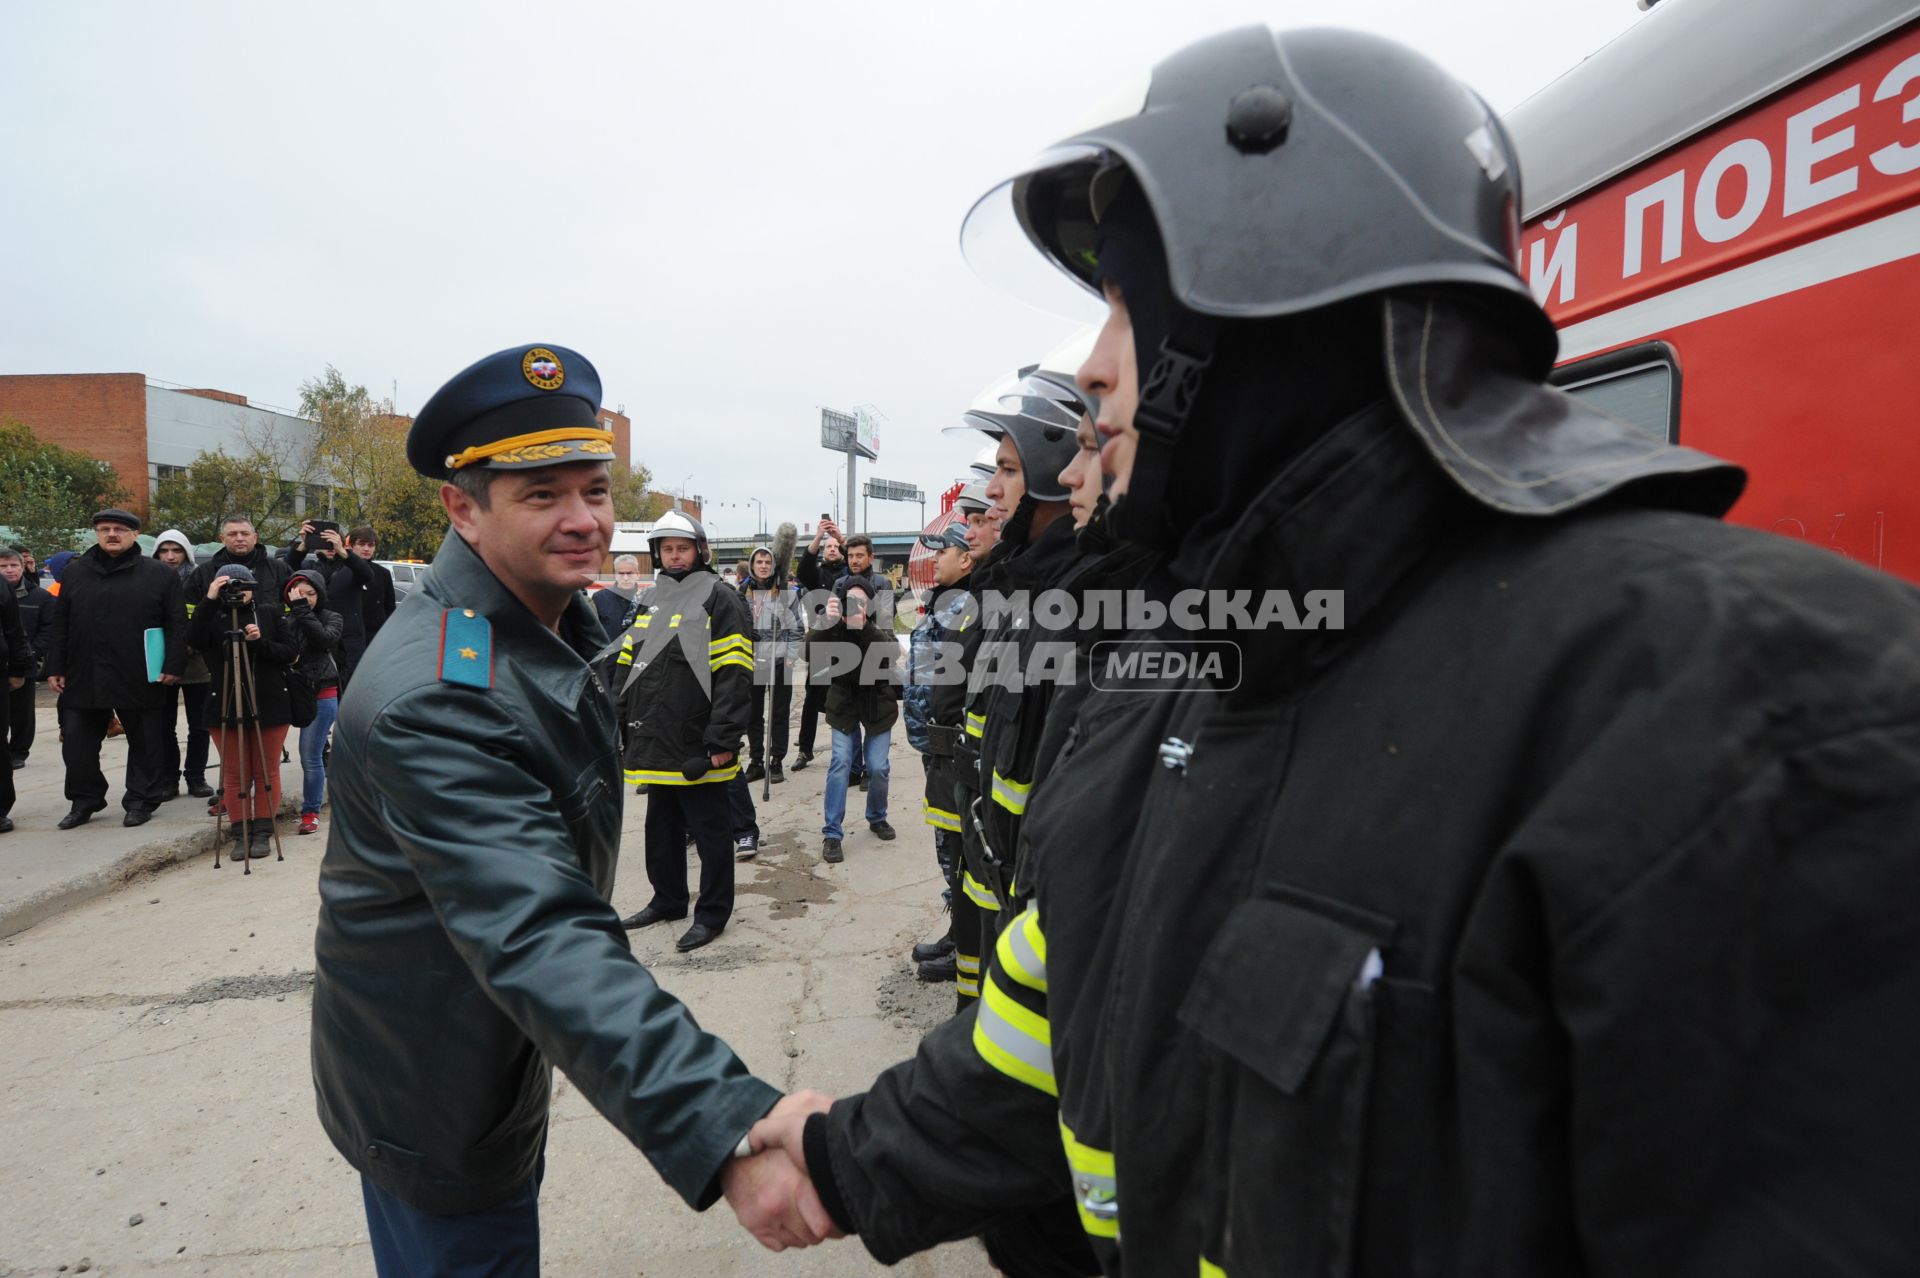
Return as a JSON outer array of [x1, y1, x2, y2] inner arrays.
[[964, 25, 1553, 367]]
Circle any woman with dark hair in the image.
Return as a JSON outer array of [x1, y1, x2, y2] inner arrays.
[[283, 568, 343, 836]]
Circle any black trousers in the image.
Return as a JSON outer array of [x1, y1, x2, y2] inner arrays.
[[0, 685, 14, 817], [728, 773, 759, 840], [61, 703, 173, 813], [746, 659, 792, 765], [162, 682, 213, 783], [643, 782, 734, 928], [7, 680, 33, 764], [796, 677, 827, 757]]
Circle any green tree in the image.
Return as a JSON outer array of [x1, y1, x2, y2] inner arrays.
[[0, 417, 130, 554], [299, 365, 390, 527], [361, 428, 447, 559], [611, 461, 657, 522]]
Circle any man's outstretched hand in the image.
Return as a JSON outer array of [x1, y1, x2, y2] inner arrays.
[[723, 1090, 843, 1251]]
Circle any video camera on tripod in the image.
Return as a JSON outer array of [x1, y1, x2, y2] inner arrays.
[[202, 564, 284, 873]]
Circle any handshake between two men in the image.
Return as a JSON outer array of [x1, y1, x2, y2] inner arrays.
[[719, 1089, 841, 1252]]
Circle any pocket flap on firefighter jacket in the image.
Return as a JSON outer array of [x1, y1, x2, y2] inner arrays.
[[1179, 897, 1387, 1096]]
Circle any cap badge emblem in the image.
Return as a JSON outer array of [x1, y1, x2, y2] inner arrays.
[[522, 348, 565, 391]]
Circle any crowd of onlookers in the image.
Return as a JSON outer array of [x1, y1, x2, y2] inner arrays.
[[0, 509, 396, 851], [0, 506, 913, 915]]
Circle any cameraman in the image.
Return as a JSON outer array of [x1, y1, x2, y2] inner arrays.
[[191, 564, 297, 860], [283, 568, 343, 837], [285, 521, 372, 688]]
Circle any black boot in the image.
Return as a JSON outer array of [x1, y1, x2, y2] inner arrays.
[[744, 760, 766, 783], [248, 819, 275, 860], [917, 952, 958, 983], [912, 936, 956, 963]]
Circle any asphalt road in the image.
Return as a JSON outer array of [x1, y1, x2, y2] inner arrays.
[[0, 712, 984, 1276]]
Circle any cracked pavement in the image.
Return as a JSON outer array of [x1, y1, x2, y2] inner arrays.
[[0, 725, 980, 1275]]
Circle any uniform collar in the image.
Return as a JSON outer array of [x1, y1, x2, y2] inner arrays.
[[424, 530, 604, 682]]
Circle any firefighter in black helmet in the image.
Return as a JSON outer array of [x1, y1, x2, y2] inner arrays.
[[745, 25, 1920, 1278], [942, 382, 1082, 1017]]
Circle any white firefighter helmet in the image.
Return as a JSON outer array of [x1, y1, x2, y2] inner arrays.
[[648, 509, 710, 568]]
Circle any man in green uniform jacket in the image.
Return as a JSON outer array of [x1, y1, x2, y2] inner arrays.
[[310, 344, 831, 1275]]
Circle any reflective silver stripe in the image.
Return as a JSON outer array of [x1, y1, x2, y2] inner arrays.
[[972, 973, 1056, 1095], [962, 871, 1002, 910], [990, 770, 1031, 815], [1060, 1119, 1120, 1239], [998, 904, 1047, 994]]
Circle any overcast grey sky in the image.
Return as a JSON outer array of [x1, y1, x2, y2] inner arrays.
[[1, 1, 1645, 539]]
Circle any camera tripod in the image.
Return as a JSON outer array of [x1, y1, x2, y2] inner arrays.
[[210, 603, 283, 873]]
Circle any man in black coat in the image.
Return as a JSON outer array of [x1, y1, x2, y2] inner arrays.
[[286, 521, 373, 687], [0, 546, 52, 770], [183, 515, 294, 617], [0, 569, 31, 832], [591, 554, 643, 641], [348, 524, 397, 644], [42, 509, 188, 828], [792, 520, 850, 770]]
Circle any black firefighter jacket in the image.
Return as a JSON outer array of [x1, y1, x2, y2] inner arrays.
[[311, 530, 778, 1214], [43, 544, 187, 710], [807, 401, 1920, 1275], [962, 516, 1080, 912], [611, 567, 755, 787]]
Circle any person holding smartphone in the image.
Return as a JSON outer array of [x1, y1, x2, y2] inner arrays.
[[286, 520, 374, 688]]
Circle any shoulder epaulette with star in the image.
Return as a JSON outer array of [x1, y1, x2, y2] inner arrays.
[[439, 608, 493, 689]]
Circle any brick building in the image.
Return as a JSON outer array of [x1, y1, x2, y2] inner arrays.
[[0, 372, 636, 518]]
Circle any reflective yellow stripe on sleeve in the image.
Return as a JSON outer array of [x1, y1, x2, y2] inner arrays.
[[624, 765, 741, 786], [972, 970, 1056, 1096], [965, 711, 985, 739], [922, 800, 962, 832], [997, 904, 1047, 995], [709, 633, 754, 672], [1059, 1119, 1119, 1239], [990, 770, 1031, 815], [962, 870, 1002, 911], [1199, 1260, 1226, 1278]]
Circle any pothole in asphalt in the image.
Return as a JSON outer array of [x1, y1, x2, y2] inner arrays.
[[735, 846, 838, 920], [875, 963, 952, 1038], [163, 968, 315, 1007]]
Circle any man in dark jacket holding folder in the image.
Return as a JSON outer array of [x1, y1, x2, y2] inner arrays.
[[42, 509, 188, 829]]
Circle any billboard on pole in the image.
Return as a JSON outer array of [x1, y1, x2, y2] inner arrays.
[[820, 407, 879, 460]]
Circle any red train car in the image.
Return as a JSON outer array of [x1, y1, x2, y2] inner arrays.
[[1509, 0, 1920, 581]]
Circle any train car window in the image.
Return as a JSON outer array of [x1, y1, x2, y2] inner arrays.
[[1550, 342, 1681, 443]]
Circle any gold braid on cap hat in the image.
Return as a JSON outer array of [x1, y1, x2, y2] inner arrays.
[[444, 428, 616, 471]]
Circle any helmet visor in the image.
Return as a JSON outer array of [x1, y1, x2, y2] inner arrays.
[[960, 144, 1113, 322]]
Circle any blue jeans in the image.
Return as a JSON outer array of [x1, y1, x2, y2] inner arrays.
[[362, 1166, 541, 1277], [300, 692, 338, 815], [822, 725, 890, 839]]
